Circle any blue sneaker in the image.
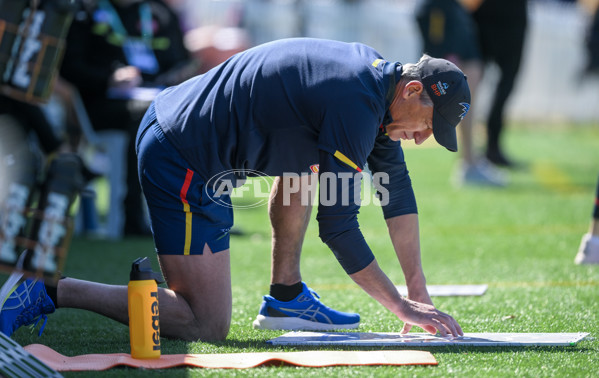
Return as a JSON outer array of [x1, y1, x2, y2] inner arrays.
[[252, 282, 360, 330], [0, 278, 55, 337]]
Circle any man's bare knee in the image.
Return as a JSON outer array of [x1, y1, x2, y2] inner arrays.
[[158, 250, 232, 342], [163, 315, 229, 342], [185, 318, 230, 342]]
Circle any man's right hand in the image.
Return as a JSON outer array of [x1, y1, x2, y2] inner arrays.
[[397, 296, 463, 337], [349, 259, 463, 337]]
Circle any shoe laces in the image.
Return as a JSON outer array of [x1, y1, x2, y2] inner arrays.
[[291, 288, 321, 304], [307, 287, 320, 300], [15, 296, 51, 337], [307, 287, 331, 309], [305, 288, 344, 313], [27, 314, 49, 337]]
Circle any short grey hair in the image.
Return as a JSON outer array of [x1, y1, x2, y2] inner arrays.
[[399, 54, 434, 107]]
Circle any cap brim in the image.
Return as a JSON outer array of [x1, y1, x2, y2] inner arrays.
[[432, 108, 458, 152]]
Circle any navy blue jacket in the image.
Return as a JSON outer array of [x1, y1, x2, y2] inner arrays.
[[155, 38, 417, 274]]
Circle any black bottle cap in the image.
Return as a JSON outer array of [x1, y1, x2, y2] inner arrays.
[[130, 257, 164, 283]]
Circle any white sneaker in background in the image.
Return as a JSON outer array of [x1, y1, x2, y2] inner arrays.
[[574, 233, 599, 264], [454, 159, 508, 187]]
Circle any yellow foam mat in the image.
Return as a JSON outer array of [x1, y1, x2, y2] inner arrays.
[[24, 344, 437, 371]]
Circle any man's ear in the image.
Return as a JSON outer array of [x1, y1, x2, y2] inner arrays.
[[402, 80, 424, 99]]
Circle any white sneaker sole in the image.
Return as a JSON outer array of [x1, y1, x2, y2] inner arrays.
[[252, 315, 359, 331], [574, 234, 599, 264], [574, 251, 599, 264]]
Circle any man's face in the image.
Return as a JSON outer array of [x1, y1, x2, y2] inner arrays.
[[385, 80, 434, 145]]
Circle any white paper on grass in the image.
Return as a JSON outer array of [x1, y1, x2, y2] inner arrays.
[[268, 332, 590, 347], [396, 284, 488, 297]]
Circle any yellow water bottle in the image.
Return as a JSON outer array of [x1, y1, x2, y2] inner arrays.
[[128, 257, 164, 359]]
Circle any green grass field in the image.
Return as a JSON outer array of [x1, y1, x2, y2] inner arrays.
[[5, 123, 599, 377]]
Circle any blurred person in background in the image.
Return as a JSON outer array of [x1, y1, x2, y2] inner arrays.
[[165, 0, 251, 74], [470, 0, 528, 169], [580, 0, 599, 75], [415, 0, 504, 186], [575, 176, 599, 264], [575, 0, 599, 264], [60, 0, 199, 236], [416, 0, 528, 185]]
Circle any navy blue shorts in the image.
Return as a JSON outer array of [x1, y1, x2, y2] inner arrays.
[[136, 102, 233, 255]]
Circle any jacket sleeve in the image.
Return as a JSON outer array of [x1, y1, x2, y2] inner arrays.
[[366, 130, 417, 219], [317, 150, 375, 275]]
